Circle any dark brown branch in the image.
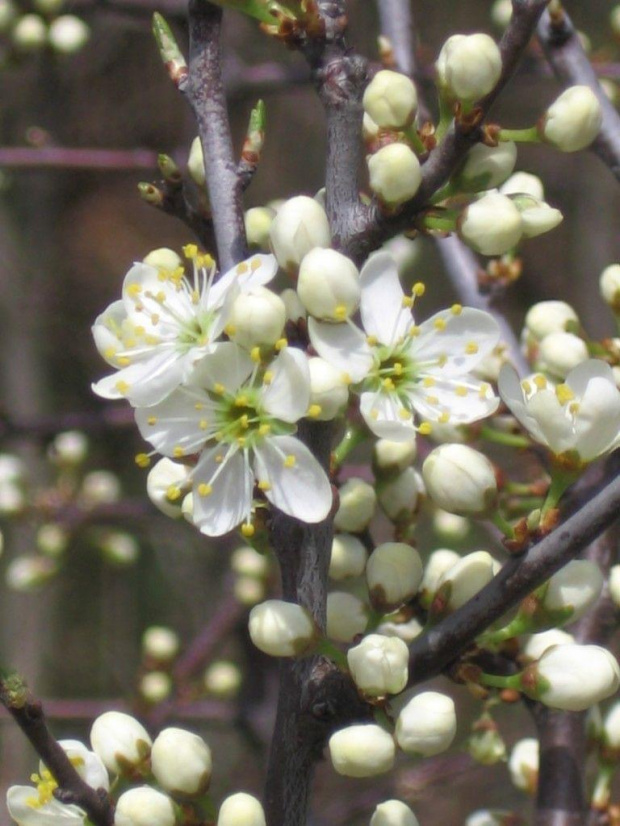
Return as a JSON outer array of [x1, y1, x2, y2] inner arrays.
[[537, 8, 620, 181]]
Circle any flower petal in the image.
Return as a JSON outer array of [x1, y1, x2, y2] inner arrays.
[[7, 787, 85, 826], [567, 362, 620, 460], [308, 318, 373, 383], [189, 342, 255, 393], [192, 445, 254, 536], [262, 347, 310, 422], [525, 390, 575, 454], [413, 308, 500, 376], [359, 391, 416, 441], [359, 252, 412, 347], [409, 375, 500, 424], [253, 435, 332, 522], [135, 387, 214, 456], [209, 254, 278, 305], [92, 347, 186, 407]]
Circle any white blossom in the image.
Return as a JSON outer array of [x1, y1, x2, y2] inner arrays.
[[347, 634, 409, 696], [329, 533, 368, 580], [90, 711, 152, 775], [269, 195, 331, 273], [436, 33, 502, 103], [370, 800, 420, 826], [334, 478, 376, 533], [142, 626, 180, 661], [328, 724, 395, 777], [217, 793, 266, 826], [395, 691, 457, 756], [151, 728, 212, 796], [248, 599, 316, 657], [363, 70, 418, 129], [114, 787, 175, 826], [422, 444, 498, 516], [368, 143, 422, 207], [508, 738, 539, 793], [459, 191, 523, 256], [541, 85, 603, 152], [326, 592, 369, 642], [366, 542, 423, 611]]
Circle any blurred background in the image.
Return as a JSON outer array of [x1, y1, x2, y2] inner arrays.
[[0, 0, 619, 823]]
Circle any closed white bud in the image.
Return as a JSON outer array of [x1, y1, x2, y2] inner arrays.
[[368, 143, 422, 207], [541, 86, 602, 152], [217, 793, 266, 826], [48, 15, 89, 53], [524, 300, 578, 341], [90, 712, 152, 774], [381, 234, 422, 274], [610, 564, 620, 607], [0, 482, 25, 515], [500, 171, 545, 201], [329, 533, 367, 580], [436, 551, 497, 612], [297, 248, 360, 322], [327, 592, 369, 642], [373, 438, 417, 475], [280, 287, 306, 322], [143, 248, 182, 270], [234, 576, 265, 606], [396, 691, 457, 756], [114, 787, 175, 826], [0, 454, 25, 484], [0, 0, 16, 32], [418, 548, 461, 607], [329, 724, 395, 777], [366, 542, 423, 612], [81, 470, 121, 505], [542, 559, 603, 623], [537, 331, 588, 379], [363, 112, 381, 142], [508, 738, 539, 794], [453, 141, 517, 192], [204, 660, 242, 698], [151, 728, 212, 796], [13, 14, 47, 50], [36, 523, 68, 557], [491, 0, 512, 28], [244, 207, 276, 250], [422, 444, 498, 517], [363, 70, 418, 129], [187, 137, 206, 186], [50, 430, 88, 465], [334, 478, 377, 533], [509, 194, 563, 239], [99, 531, 139, 566], [525, 644, 620, 711], [459, 192, 523, 256], [147, 458, 191, 518], [436, 33, 502, 103], [600, 264, 620, 311], [5, 555, 56, 591], [370, 800, 420, 826], [139, 672, 172, 704], [248, 599, 316, 657], [142, 626, 180, 662], [231, 546, 269, 579], [347, 634, 409, 696], [227, 287, 286, 348], [603, 701, 620, 749], [522, 629, 574, 661], [376, 616, 423, 644], [269, 195, 331, 274], [308, 357, 349, 420], [377, 467, 423, 522]]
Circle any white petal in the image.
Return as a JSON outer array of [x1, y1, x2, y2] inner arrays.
[[209, 254, 278, 305], [359, 391, 417, 441], [413, 308, 500, 376], [192, 445, 254, 536], [135, 387, 213, 456], [568, 365, 620, 460], [262, 348, 310, 422], [359, 252, 412, 346], [56, 741, 109, 791], [188, 342, 254, 393], [91, 300, 129, 364], [308, 318, 373, 383], [526, 390, 575, 454], [7, 787, 85, 826], [253, 435, 332, 522], [409, 375, 500, 424]]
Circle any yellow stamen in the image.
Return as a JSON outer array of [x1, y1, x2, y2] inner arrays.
[[451, 303, 463, 315], [465, 341, 479, 355], [307, 404, 322, 418], [455, 386, 468, 397], [402, 296, 413, 309], [275, 338, 287, 351], [214, 382, 225, 395], [555, 384, 575, 405], [422, 376, 436, 388], [366, 334, 378, 346], [413, 282, 425, 296], [418, 421, 432, 435], [258, 480, 272, 491], [135, 453, 151, 468], [241, 523, 255, 537], [198, 483, 213, 497], [236, 262, 249, 275], [284, 454, 296, 468], [183, 243, 198, 259], [251, 346, 261, 363], [173, 446, 185, 458], [439, 412, 450, 423], [115, 380, 130, 394], [166, 485, 182, 501], [334, 305, 347, 321], [533, 375, 548, 390], [434, 318, 447, 331], [147, 416, 157, 426]]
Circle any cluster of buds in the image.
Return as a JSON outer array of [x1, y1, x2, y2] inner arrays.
[[4, 0, 89, 55]]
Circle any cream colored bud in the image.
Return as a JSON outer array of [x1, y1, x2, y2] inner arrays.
[[370, 800, 420, 826], [600, 264, 620, 310], [377, 467, 423, 522], [509, 194, 563, 239], [329, 533, 367, 580], [542, 86, 602, 152], [366, 542, 423, 612], [234, 576, 265, 606], [436, 551, 497, 612], [204, 660, 242, 698], [139, 672, 172, 704], [50, 430, 88, 465], [13, 14, 47, 50], [244, 206, 276, 251], [326, 592, 369, 642], [453, 141, 517, 192], [433, 509, 471, 542], [381, 234, 422, 275], [509, 738, 538, 794], [280, 287, 306, 322], [528, 644, 620, 711], [373, 438, 417, 475], [537, 332, 588, 379], [368, 143, 422, 207], [347, 634, 409, 696], [5, 555, 56, 591], [466, 811, 512, 826], [363, 112, 381, 142], [610, 564, 620, 607], [217, 793, 266, 826], [228, 287, 286, 349], [308, 357, 349, 420], [142, 626, 180, 662], [143, 248, 183, 271], [334, 478, 376, 533], [491, 0, 512, 29], [418, 548, 461, 607], [151, 727, 212, 797], [396, 691, 457, 756], [0, 454, 24, 484], [36, 523, 69, 557], [329, 724, 395, 777], [459, 192, 523, 256], [363, 70, 418, 129], [500, 171, 545, 201], [603, 701, 620, 749], [542, 559, 603, 622], [422, 444, 498, 517], [376, 616, 423, 644], [297, 248, 360, 322], [436, 34, 502, 103], [0, 0, 17, 32], [48, 15, 89, 53], [248, 599, 316, 657], [522, 629, 574, 661], [99, 531, 139, 566], [524, 300, 578, 341], [231, 546, 269, 579], [90, 711, 152, 774], [269, 195, 331, 274], [81, 470, 121, 505], [147, 458, 191, 518], [187, 137, 206, 186], [114, 787, 175, 826]]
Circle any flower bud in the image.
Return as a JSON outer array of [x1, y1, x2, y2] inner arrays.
[[500, 171, 544, 200], [217, 793, 266, 826], [329, 533, 367, 580], [509, 194, 563, 239], [151, 727, 212, 797], [204, 660, 242, 698], [377, 467, 423, 522], [363, 70, 418, 129], [610, 564, 620, 608], [99, 531, 139, 566], [50, 430, 88, 465], [297, 248, 360, 322], [269, 195, 331, 274], [541, 559, 603, 624], [114, 787, 175, 826], [396, 691, 456, 756], [334, 478, 377, 533], [328, 724, 395, 777], [347, 634, 409, 696], [491, 0, 512, 28], [368, 143, 422, 207], [245, 206, 275, 251], [522, 644, 620, 711], [48, 14, 89, 53], [139, 672, 172, 704], [436, 34, 502, 103], [600, 264, 620, 312], [422, 444, 498, 517], [90, 711, 152, 774], [231, 546, 269, 579], [452, 141, 517, 192], [522, 629, 574, 662], [187, 136, 205, 186], [12, 14, 47, 50], [508, 738, 538, 794], [0, 0, 16, 32], [603, 701, 620, 750], [5, 555, 56, 591], [373, 438, 417, 475], [234, 576, 265, 606], [523, 300, 578, 344], [541, 86, 602, 152], [433, 509, 471, 542], [147, 458, 191, 518], [280, 287, 306, 322], [537, 331, 588, 379], [418, 548, 461, 608], [81, 470, 121, 505], [143, 247, 182, 270], [370, 800, 420, 826], [326, 592, 369, 642], [308, 357, 349, 420], [36, 523, 69, 557], [142, 626, 180, 662], [248, 599, 316, 657], [376, 616, 423, 644], [468, 719, 506, 766], [366, 542, 423, 612], [459, 192, 523, 256], [227, 287, 286, 349], [435, 551, 497, 613]]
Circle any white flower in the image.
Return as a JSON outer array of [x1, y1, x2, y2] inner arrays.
[[395, 691, 457, 756], [92, 247, 277, 407], [541, 85, 603, 152], [498, 360, 620, 465], [248, 599, 316, 657], [204, 660, 242, 698], [7, 740, 109, 826], [226, 287, 286, 349], [187, 137, 206, 186], [328, 724, 395, 777], [524, 300, 578, 341], [459, 192, 523, 256], [377, 467, 423, 522], [363, 70, 418, 129], [508, 194, 563, 239], [347, 634, 409, 696], [217, 793, 266, 826], [245, 206, 275, 250], [139, 672, 172, 703], [151, 728, 212, 796], [146, 457, 191, 518], [600, 264, 620, 310], [114, 787, 175, 826], [422, 444, 498, 516], [436, 33, 502, 103], [309, 252, 500, 441], [508, 738, 539, 793], [90, 711, 152, 775], [307, 357, 349, 420], [368, 143, 422, 207], [418, 548, 461, 607], [370, 800, 420, 826], [603, 701, 620, 749], [231, 546, 270, 579], [326, 592, 369, 642], [500, 171, 544, 200], [610, 565, 620, 608], [135, 343, 332, 535], [373, 437, 417, 474]]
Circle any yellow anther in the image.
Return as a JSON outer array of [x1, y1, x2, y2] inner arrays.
[[225, 323, 237, 337], [334, 305, 347, 321], [236, 262, 249, 275], [434, 318, 447, 331], [342, 372, 353, 385], [398, 407, 412, 420], [199, 418, 208, 430], [263, 370, 274, 385], [533, 375, 548, 389], [521, 379, 532, 394], [166, 485, 182, 501], [569, 402, 580, 415], [198, 483, 213, 497], [284, 454, 296, 468], [215, 453, 224, 463], [383, 377, 395, 391], [135, 453, 151, 468], [235, 395, 249, 407], [439, 412, 450, 423], [413, 282, 425, 296], [241, 523, 255, 537], [117, 356, 131, 367], [147, 416, 157, 426], [393, 362, 403, 376], [366, 334, 378, 346], [150, 313, 160, 326], [103, 347, 116, 360], [191, 289, 200, 305], [402, 295, 414, 309], [275, 338, 288, 351], [237, 436, 246, 447], [214, 383, 225, 395], [251, 346, 261, 363], [307, 404, 322, 418], [124, 338, 137, 349], [134, 325, 146, 335], [422, 376, 436, 388], [195, 402, 204, 410], [259, 423, 271, 436], [145, 335, 160, 346], [418, 421, 433, 435], [183, 243, 198, 259], [173, 446, 185, 458], [370, 408, 379, 420], [426, 395, 439, 405], [250, 257, 262, 271], [157, 269, 168, 282], [409, 325, 421, 337], [451, 303, 463, 315], [239, 414, 249, 429], [127, 283, 142, 298], [465, 341, 479, 355], [437, 354, 448, 367], [197, 253, 214, 269], [115, 380, 130, 394], [479, 383, 491, 399], [455, 386, 468, 397], [155, 291, 166, 303], [258, 480, 272, 491], [555, 384, 575, 405]]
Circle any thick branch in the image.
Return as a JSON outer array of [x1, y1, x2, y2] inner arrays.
[[376, 0, 414, 77], [537, 8, 620, 181]]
